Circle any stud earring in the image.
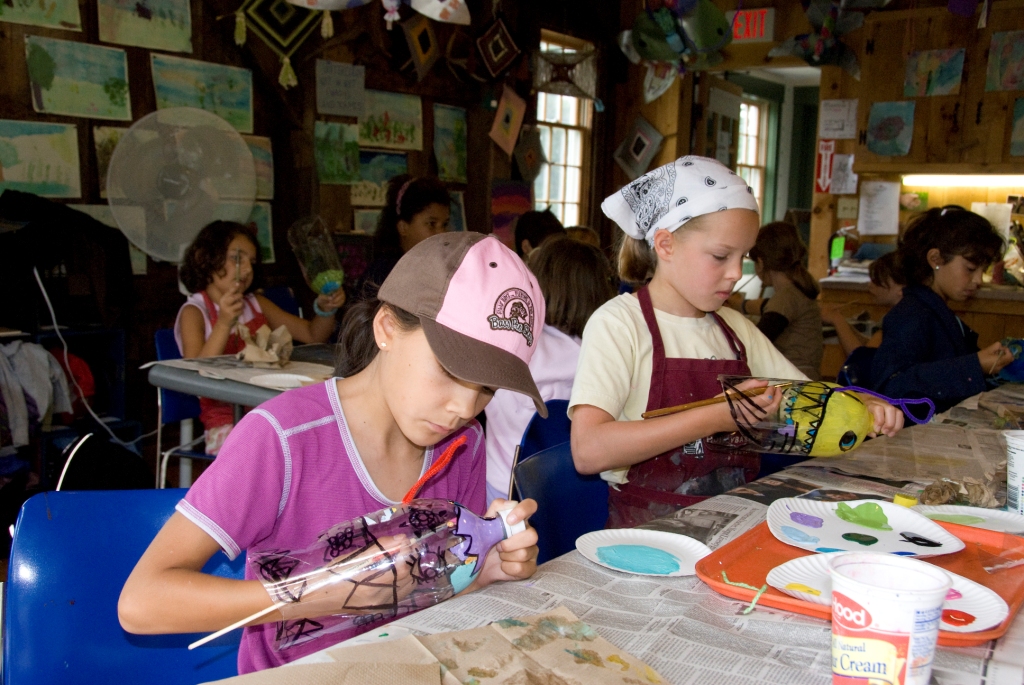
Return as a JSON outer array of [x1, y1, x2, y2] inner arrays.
[[935, 265, 940, 270], [379, 342, 387, 348]]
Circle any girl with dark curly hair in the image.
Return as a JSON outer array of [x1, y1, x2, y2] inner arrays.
[[174, 220, 345, 454]]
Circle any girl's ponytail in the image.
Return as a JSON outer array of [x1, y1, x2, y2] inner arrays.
[[617, 234, 657, 285]]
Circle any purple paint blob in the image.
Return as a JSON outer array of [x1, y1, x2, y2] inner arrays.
[[790, 512, 824, 528], [946, 588, 963, 600]]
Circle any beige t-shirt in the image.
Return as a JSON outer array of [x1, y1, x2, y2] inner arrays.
[[763, 280, 823, 380], [569, 294, 809, 483]]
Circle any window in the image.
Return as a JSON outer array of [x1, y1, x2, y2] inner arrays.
[[737, 99, 768, 218], [533, 33, 593, 227]]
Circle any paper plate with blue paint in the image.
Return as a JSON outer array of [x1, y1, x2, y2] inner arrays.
[[575, 529, 711, 577], [766, 552, 1008, 633], [912, 505, 1024, 535], [766, 498, 964, 558]]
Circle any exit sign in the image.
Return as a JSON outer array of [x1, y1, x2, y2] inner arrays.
[[725, 8, 775, 43]]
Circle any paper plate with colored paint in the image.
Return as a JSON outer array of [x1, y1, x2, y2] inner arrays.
[[766, 553, 1008, 633], [912, 505, 1024, 535], [766, 498, 965, 558], [576, 529, 712, 577]]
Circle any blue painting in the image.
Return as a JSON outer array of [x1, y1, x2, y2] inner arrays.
[[151, 54, 253, 133], [0, 119, 81, 197], [904, 49, 964, 97], [25, 36, 131, 121], [1012, 98, 1024, 157], [866, 101, 915, 157], [351, 150, 407, 206]]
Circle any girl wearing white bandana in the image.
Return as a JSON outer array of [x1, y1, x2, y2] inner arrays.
[[568, 156, 905, 528]]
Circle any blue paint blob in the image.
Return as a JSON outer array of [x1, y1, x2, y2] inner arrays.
[[816, 547, 845, 553], [596, 545, 680, 574], [790, 512, 824, 528], [892, 551, 917, 556], [781, 526, 820, 544]]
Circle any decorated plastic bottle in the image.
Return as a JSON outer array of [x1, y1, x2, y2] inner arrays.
[[251, 498, 525, 651], [286, 216, 345, 296]]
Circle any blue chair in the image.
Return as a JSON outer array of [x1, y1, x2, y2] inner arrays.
[[3, 489, 245, 685], [261, 286, 300, 317], [154, 329, 210, 488], [513, 441, 608, 565], [519, 399, 571, 463], [837, 345, 878, 388]]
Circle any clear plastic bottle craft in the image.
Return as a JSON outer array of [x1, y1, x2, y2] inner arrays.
[[251, 498, 525, 650], [286, 216, 345, 296]]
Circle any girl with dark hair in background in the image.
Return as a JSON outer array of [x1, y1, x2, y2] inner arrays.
[[870, 206, 1012, 412], [513, 209, 566, 257]]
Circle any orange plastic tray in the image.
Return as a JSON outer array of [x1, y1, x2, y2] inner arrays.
[[695, 520, 1024, 647]]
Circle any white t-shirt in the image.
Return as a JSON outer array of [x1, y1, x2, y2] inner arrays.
[[570, 294, 808, 423], [484, 326, 580, 497]]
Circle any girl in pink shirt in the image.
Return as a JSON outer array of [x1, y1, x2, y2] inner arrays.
[[121, 233, 544, 673]]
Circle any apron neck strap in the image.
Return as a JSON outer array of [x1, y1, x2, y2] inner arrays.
[[637, 285, 667, 362]]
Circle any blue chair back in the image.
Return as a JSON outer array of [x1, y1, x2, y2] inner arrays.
[[4, 489, 245, 685], [262, 286, 300, 317], [837, 345, 877, 388], [514, 441, 608, 565], [519, 399, 571, 461], [154, 329, 201, 425]]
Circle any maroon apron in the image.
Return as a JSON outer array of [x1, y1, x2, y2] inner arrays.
[[606, 286, 761, 529]]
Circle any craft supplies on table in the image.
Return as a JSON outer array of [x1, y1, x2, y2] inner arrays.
[[913, 504, 1024, 534], [575, 529, 711, 577]]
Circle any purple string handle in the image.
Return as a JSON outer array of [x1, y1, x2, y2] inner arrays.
[[841, 386, 935, 425]]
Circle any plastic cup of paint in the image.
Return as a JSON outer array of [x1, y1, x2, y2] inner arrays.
[[1006, 431, 1024, 515], [828, 552, 951, 685]]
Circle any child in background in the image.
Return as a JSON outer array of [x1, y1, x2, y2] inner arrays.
[[513, 209, 566, 258], [485, 237, 615, 504], [871, 206, 1011, 412], [565, 225, 602, 248], [360, 175, 451, 292], [122, 233, 542, 673], [569, 156, 904, 528], [175, 221, 344, 454], [821, 251, 905, 357], [734, 222, 823, 379]]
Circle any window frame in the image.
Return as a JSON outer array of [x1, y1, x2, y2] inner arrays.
[[737, 97, 770, 220]]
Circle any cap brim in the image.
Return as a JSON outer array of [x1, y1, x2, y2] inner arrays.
[[421, 318, 548, 419]]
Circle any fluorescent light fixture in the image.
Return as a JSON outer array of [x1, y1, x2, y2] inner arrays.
[[901, 175, 1024, 187]]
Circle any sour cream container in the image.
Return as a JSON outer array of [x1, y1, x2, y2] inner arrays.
[[829, 552, 951, 685], [1006, 431, 1024, 515]]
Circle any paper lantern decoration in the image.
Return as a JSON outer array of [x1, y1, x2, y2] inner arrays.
[[237, 0, 323, 87], [402, 13, 439, 81], [533, 48, 598, 102], [411, 0, 469, 25], [767, 0, 889, 79], [476, 17, 520, 78]]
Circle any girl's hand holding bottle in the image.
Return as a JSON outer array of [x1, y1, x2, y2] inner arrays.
[[215, 282, 245, 329], [314, 289, 346, 317], [463, 498, 539, 591]]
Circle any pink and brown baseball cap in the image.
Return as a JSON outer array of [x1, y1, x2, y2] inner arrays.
[[378, 232, 548, 417]]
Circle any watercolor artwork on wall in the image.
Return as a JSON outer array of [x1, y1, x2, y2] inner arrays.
[[449, 190, 467, 233], [986, 31, 1024, 93], [0, 0, 81, 30], [26, 36, 131, 121], [1011, 99, 1024, 157], [93, 126, 129, 198], [314, 121, 360, 185], [249, 201, 274, 263], [866, 101, 915, 157], [242, 135, 274, 199], [359, 90, 422, 151], [353, 208, 382, 235], [904, 48, 964, 97], [98, 0, 192, 53], [351, 150, 407, 206], [0, 119, 81, 198], [151, 54, 253, 133], [433, 104, 467, 183]]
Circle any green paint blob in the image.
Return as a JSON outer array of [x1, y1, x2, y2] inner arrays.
[[596, 544, 680, 575], [496, 618, 530, 628], [835, 502, 892, 531], [925, 513, 987, 525], [842, 532, 879, 546]]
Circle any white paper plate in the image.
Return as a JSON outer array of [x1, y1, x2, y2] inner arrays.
[[576, 529, 711, 577], [249, 373, 315, 390], [766, 553, 1009, 632], [767, 498, 965, 558], [912, 505, 1024, 535]]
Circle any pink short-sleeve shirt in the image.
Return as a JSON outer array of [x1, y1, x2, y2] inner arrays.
[[178, 379, 486, 673]]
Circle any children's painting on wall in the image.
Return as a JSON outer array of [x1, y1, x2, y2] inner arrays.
[[249, 201, 274, 263], [151, 54, 253, 133], [1012, 98, 1024, 157], [242, 135, 274, 199], [93, 126, 128, 198], [903, 48, 964, 97], [314, 121, 359, 185], [359, 91, 423, 151], [986, 31, 1024, 93], [98, 0, 192, 53], [25, 36, 131, 121], [353, 208, 381, 235], [0, 120, 81, 198], [866, 101, 915, 157], [449, 190, 467, 233], [0, 0, 81, 29], [491, 181, 531, 248], [351, 150, 407, 206], [433, 104, 467, 183]]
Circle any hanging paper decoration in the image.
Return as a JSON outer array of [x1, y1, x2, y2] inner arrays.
[[613, 116, 663, 181], [237, 0, 322, 88], [533, 48, 599, 102], [402, 13, 439, 81], [382, 0, 401, 29], [643, 62, 676, 103], [513, 128, 546, 184], [411, 0, 469, 25], [489, 85, 526, 156], [477, 18, 520, 78]]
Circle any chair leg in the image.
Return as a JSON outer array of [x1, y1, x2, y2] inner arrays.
[[156, 390, 163, 489]]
